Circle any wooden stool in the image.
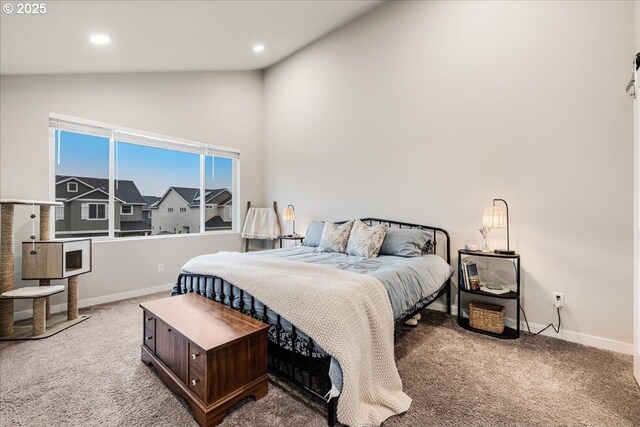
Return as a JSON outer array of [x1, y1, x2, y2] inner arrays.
[[0, 285, 65, 336]]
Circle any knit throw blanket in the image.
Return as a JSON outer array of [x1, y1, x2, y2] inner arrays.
[[182, 252, 412, 427]]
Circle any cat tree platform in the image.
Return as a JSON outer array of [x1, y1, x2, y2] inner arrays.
[[0, 199, 92, 340]]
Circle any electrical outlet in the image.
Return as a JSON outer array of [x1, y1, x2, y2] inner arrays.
[[158, 263, 164, 272], [553, 292, 564, 308]]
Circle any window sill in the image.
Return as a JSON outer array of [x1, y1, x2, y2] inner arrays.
[[91, 230, 239, 244]]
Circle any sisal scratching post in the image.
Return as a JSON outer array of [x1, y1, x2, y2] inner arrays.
[[39, 205, 51, 319], [0, 204, 15, 337], [32, 298, 46, 335], [39, 205, 51, 240], [67, 276, 78, 321]]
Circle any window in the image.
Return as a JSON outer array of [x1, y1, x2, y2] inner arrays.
[[204, 156, 234, 231], [51, 115, 239, 240], [53, 127, 109, 238], [55, 206, 64, 220], [82, 203, 107, 220]]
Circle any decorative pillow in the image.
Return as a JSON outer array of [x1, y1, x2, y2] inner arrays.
[[379, 228, 434, 257], [346, 220, 388, 258], [302, 221, 325, 247], [317, 221, 354, 253]]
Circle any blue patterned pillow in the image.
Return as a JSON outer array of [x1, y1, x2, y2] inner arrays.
[[318, 221, 354, 253], [346, 220, 388, 258]]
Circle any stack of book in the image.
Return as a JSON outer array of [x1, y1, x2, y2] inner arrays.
[[459, 260, 481, 291], [459, 260, 511, 294]]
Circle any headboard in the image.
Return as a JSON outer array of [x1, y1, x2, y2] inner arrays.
[[336, 218, 450, 264]]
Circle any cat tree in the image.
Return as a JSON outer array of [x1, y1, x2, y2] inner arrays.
[[0, 199, 91, 340]]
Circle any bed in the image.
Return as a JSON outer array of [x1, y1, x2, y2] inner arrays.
[[172, 218, 452, 426]]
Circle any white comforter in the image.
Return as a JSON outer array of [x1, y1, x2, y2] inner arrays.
[[182, 251, 412, 427]]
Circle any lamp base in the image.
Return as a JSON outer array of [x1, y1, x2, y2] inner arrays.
[[494, 249, 516, 255]]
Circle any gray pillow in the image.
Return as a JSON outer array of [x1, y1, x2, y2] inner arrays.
[[302, 220, 325, 247], [379, 228, 434, 257], [346, 220, 388, 258], [318, 221, 354, 253]]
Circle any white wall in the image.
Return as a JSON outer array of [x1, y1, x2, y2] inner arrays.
[[264, 1, 635, 348], [0, 71, 264, 311]]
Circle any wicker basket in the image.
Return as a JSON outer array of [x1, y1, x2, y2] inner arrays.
[[469, 301, 505, 334]]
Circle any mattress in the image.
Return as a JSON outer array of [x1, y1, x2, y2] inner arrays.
[[253, 246, 453, 319]]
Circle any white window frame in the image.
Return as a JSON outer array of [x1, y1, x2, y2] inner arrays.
[[83, 203, 108, 220], [120, 205, 133, 215], [179, 207, 186, 212], [168, 208, 174, 213], [67, 182, 78, 192], [55, 205, 64, 220], [50, 113, 241, 241]]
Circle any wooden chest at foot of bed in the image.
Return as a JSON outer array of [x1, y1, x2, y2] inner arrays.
[[140, 293, 270, 427]]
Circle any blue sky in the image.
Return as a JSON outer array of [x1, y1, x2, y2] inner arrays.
[[55, 130, 233, 196]]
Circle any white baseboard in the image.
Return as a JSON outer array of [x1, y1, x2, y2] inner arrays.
[[13, 283, 174, 321], [428, 301, 634, 355], [13, 287, 633, 355]]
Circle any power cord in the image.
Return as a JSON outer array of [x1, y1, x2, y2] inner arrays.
[[507, 259, 562, 335], [520, 305, 561, 335]]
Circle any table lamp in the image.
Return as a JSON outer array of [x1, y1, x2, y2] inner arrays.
[[482, 198, 515, 255], [283, 205, 296, 237]]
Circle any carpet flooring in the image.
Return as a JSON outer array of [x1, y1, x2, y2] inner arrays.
[[1, 291, 639, 426]]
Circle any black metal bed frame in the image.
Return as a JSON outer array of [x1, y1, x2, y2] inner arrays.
[[172, 218, 451, 426]]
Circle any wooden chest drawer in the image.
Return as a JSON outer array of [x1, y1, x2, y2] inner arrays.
[[189, 342, 206, 374], [143, 330, 155, 352], [143, 311, 155, 334], [188, 368, 206, 401]]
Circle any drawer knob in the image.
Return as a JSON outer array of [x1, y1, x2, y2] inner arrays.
[[146, 317, 153, 321], [191, 353, 199, 360], [191, 379, 199, 386], [145, 336, 153, 341], [167, 328, 172, 332]]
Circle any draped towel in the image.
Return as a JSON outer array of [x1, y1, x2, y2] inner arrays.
[[241, 207, 280, 240]]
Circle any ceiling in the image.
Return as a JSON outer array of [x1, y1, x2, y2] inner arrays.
[[0, 0, 383, 75]]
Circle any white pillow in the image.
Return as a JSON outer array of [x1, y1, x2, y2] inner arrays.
[[346, 220, 388, 258], [317, 221, 354, 253]]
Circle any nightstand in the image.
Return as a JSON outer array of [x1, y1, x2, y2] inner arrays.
[[457, 249, 521, 339], [278, 235, 305, 248]]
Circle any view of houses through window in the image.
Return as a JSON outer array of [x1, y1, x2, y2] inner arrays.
[[52, 122, 236, 239]]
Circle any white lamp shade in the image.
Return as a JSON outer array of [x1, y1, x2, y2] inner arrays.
[[283, 206, 295, 222], [482, 205, 507, 228]]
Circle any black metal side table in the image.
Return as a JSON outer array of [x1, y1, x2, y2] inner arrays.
[[457, 249, 521, 339], [278, 235, 305, 248]]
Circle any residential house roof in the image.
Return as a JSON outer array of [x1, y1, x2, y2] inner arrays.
[[142, 196, 161, 210], [56, 176, 146, 204], [120, 221, 152, 232], [152, 186, 231, 208], [205, 215, 232, 229]]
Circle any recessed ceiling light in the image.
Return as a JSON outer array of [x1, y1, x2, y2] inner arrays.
[[90, 34, 111, 45], [253, 44, 265, 53]]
